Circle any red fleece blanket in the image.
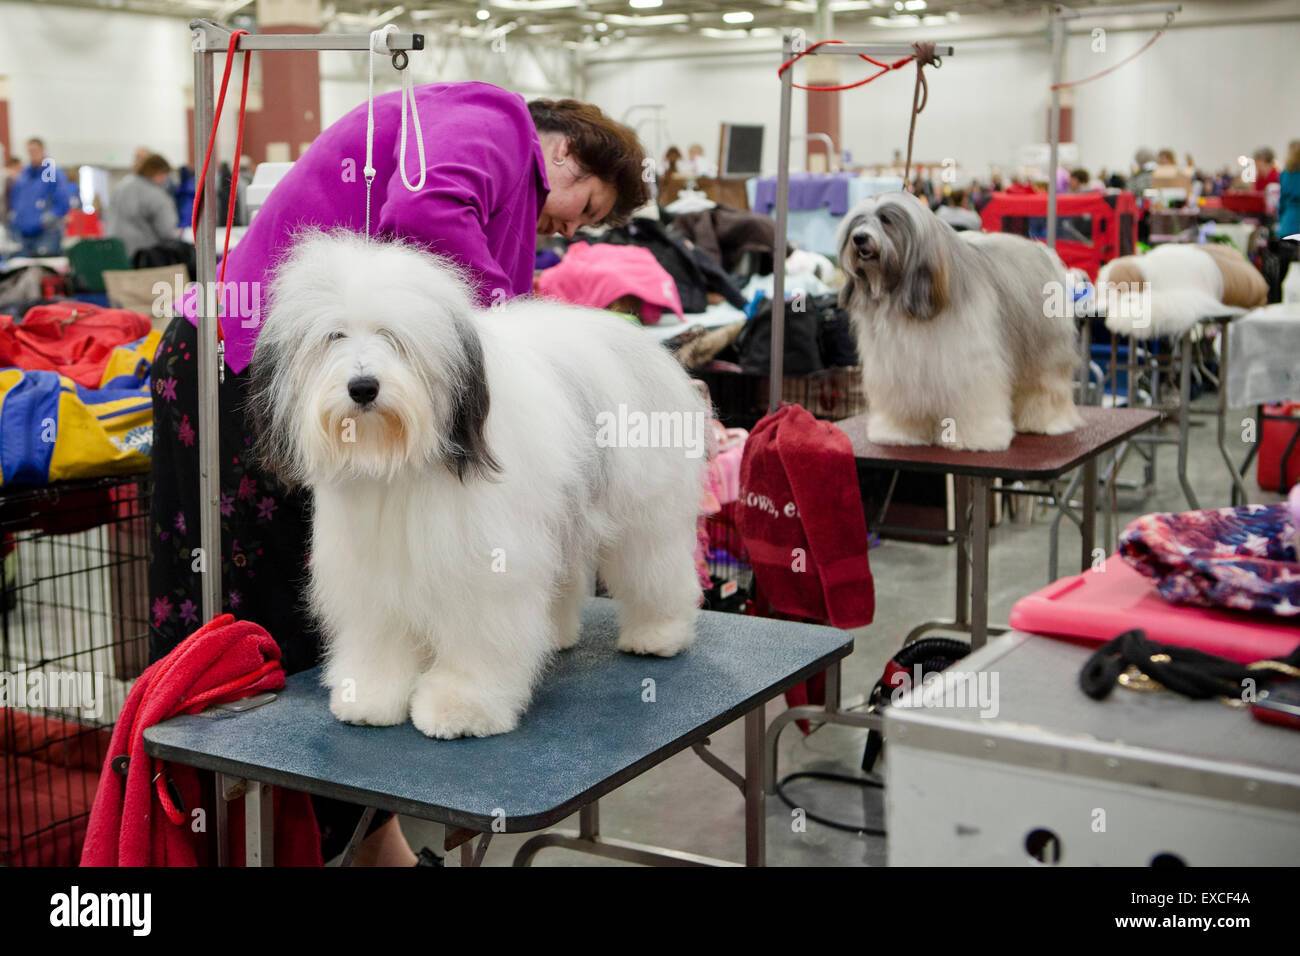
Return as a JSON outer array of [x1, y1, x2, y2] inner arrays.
[[736, 404, 874, 629], [0, 304, 151, 388], [736, 405, 875, 728], [80, 614, 321, 867]]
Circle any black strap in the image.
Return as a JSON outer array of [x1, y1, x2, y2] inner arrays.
[[1080, 629, 1300, 701]]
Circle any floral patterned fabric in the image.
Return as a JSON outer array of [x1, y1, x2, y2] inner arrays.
[[148, 316, 390, 856], [148, 315, 321, 674], [1119, 504, 1300, 617]]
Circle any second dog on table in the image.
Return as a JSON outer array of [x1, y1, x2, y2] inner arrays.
[[248, 231, 709, 739], [836, 192, 1082, 452]]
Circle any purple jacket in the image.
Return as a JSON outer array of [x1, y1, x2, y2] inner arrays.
[[188, 81, 549, 374]]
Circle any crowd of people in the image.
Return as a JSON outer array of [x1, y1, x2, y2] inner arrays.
[[2, 137, 252, 260]]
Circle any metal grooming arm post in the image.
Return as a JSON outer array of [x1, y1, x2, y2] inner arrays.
[[1045, 3, 1180, 248], [770, 39, 954, 411], [189, 19, 425, 623]]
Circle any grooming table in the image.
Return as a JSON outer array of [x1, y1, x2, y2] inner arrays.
[[761, 407, 1157, 793], [885, 630, 1300, 865], [838, 406, 1159, 650], [1104, 309, 1245, 510], [143, 599, 852, 867]]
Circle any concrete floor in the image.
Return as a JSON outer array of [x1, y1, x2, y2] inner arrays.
[[393, 402, 1283, 867]]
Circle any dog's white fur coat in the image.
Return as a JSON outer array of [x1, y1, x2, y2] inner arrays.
[[249, 232, 708, 738], [1097, 243, 1226, 339], [836, 192, 1082, 452]]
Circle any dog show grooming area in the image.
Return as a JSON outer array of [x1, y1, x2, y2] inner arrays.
[[0, 0, 1297, 918]]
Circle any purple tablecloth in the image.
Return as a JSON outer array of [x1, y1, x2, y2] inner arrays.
[[753, 172, 856, 216]]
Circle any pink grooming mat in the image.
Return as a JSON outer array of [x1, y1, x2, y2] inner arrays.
[[1009, 555, 1300, 664]]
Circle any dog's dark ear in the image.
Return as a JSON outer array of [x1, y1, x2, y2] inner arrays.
[[444, 319, 502, 483], [838, 272, 858, 311], [902, 239, 951, 321], [244, 349, 300, 490]]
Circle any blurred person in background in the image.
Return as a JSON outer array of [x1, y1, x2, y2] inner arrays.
[[1253, 146, 1279, 191], [1279, 140, 1300, 241], [106, 152, 179, 259], [7, 138, 72, 256]]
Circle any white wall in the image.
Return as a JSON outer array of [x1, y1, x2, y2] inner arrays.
[[0, 0, 1294, 184], [0, 1, 192, 169], [582, 0, 1300, 182]]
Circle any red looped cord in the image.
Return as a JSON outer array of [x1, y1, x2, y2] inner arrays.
[[777, 39, 915, 92], [190, 29, 252, 342]]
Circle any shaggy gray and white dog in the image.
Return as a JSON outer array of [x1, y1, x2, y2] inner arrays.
[[247, 231, 708, 739], [836, 192, 1081, 451]]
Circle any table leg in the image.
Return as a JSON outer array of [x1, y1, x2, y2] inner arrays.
[[745, 706, 766, 867], [245, 779, 274, 868], [1214, 318, 1250, 506], [1081, 457, 1098, 572], [953, 476, 970, 627], [215, 772, 232, 867], [969, 477, 990, 650], [1177, 333, 1199, 510]]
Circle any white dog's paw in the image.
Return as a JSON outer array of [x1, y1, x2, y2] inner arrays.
[[618, 618, 695, 657], [948, 420, 1015, 452], [551, 626, 581, 652], [328, 683, 410, 727], [409, 673, 520, 739], [866, 416, 931, 447]]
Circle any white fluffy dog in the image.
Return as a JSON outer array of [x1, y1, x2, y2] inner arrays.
[[248, 231, 708, 739], [836, 192, 1082, 451]]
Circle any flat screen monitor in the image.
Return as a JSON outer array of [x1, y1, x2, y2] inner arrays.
[[719, 124, 764, 178]]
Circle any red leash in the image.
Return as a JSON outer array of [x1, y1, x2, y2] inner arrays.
[[190, 28, 252, 349], [777, 39, 915, 92], [777, 40, 941, 190]]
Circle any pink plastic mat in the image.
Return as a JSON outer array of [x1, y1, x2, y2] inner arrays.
[[1009, 555, 1300, 664]]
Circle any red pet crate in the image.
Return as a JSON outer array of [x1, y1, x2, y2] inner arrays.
[[980, 190, 1139, 279]]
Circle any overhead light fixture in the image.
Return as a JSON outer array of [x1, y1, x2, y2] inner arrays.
[[722, 10, 754, 22], [903, 0, 927, 9], [893, 1, 903, 9], [596, 21, 608, 30], [476, 7, 490, 19], [628, 0, 662, 8], [605, 12, 688, 24]]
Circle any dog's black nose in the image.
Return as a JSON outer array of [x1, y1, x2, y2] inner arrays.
[[853, 232, 878, 255], [348, 376, 380, 406]]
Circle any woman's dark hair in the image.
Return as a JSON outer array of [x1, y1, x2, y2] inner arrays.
[[136, 153, 172, 179], [528, 98, 649, 225]]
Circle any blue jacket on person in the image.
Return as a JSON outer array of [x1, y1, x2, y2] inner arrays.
[[1279, 169, 1300, 240], [7, 161, 72, 236]]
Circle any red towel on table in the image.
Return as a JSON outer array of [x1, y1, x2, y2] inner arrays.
[[736, 405, 874, 727], [0, 303, 151, 389], [80, 614, 322, 867]]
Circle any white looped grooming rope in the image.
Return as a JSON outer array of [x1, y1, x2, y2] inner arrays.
[[365, 25, 426, 238]]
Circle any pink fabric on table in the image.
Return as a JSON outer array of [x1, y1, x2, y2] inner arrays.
[[536, 242, 683, 323]]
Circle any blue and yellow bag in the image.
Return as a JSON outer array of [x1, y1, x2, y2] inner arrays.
[[0, 331, 162, 487]]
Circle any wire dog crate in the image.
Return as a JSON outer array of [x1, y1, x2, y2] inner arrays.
[[0, 473, 151, 866]]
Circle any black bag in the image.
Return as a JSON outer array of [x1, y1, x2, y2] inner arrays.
[[734, 297, 823, 376], [132, 239, 197, 281]]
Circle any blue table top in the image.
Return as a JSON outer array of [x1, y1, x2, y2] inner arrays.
[[144, 599, 852, 832]]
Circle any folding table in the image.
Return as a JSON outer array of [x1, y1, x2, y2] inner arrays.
[[1104, 309, 1245, 510], [143, 599, 852, 867], [838, 406, 1159, 650]]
